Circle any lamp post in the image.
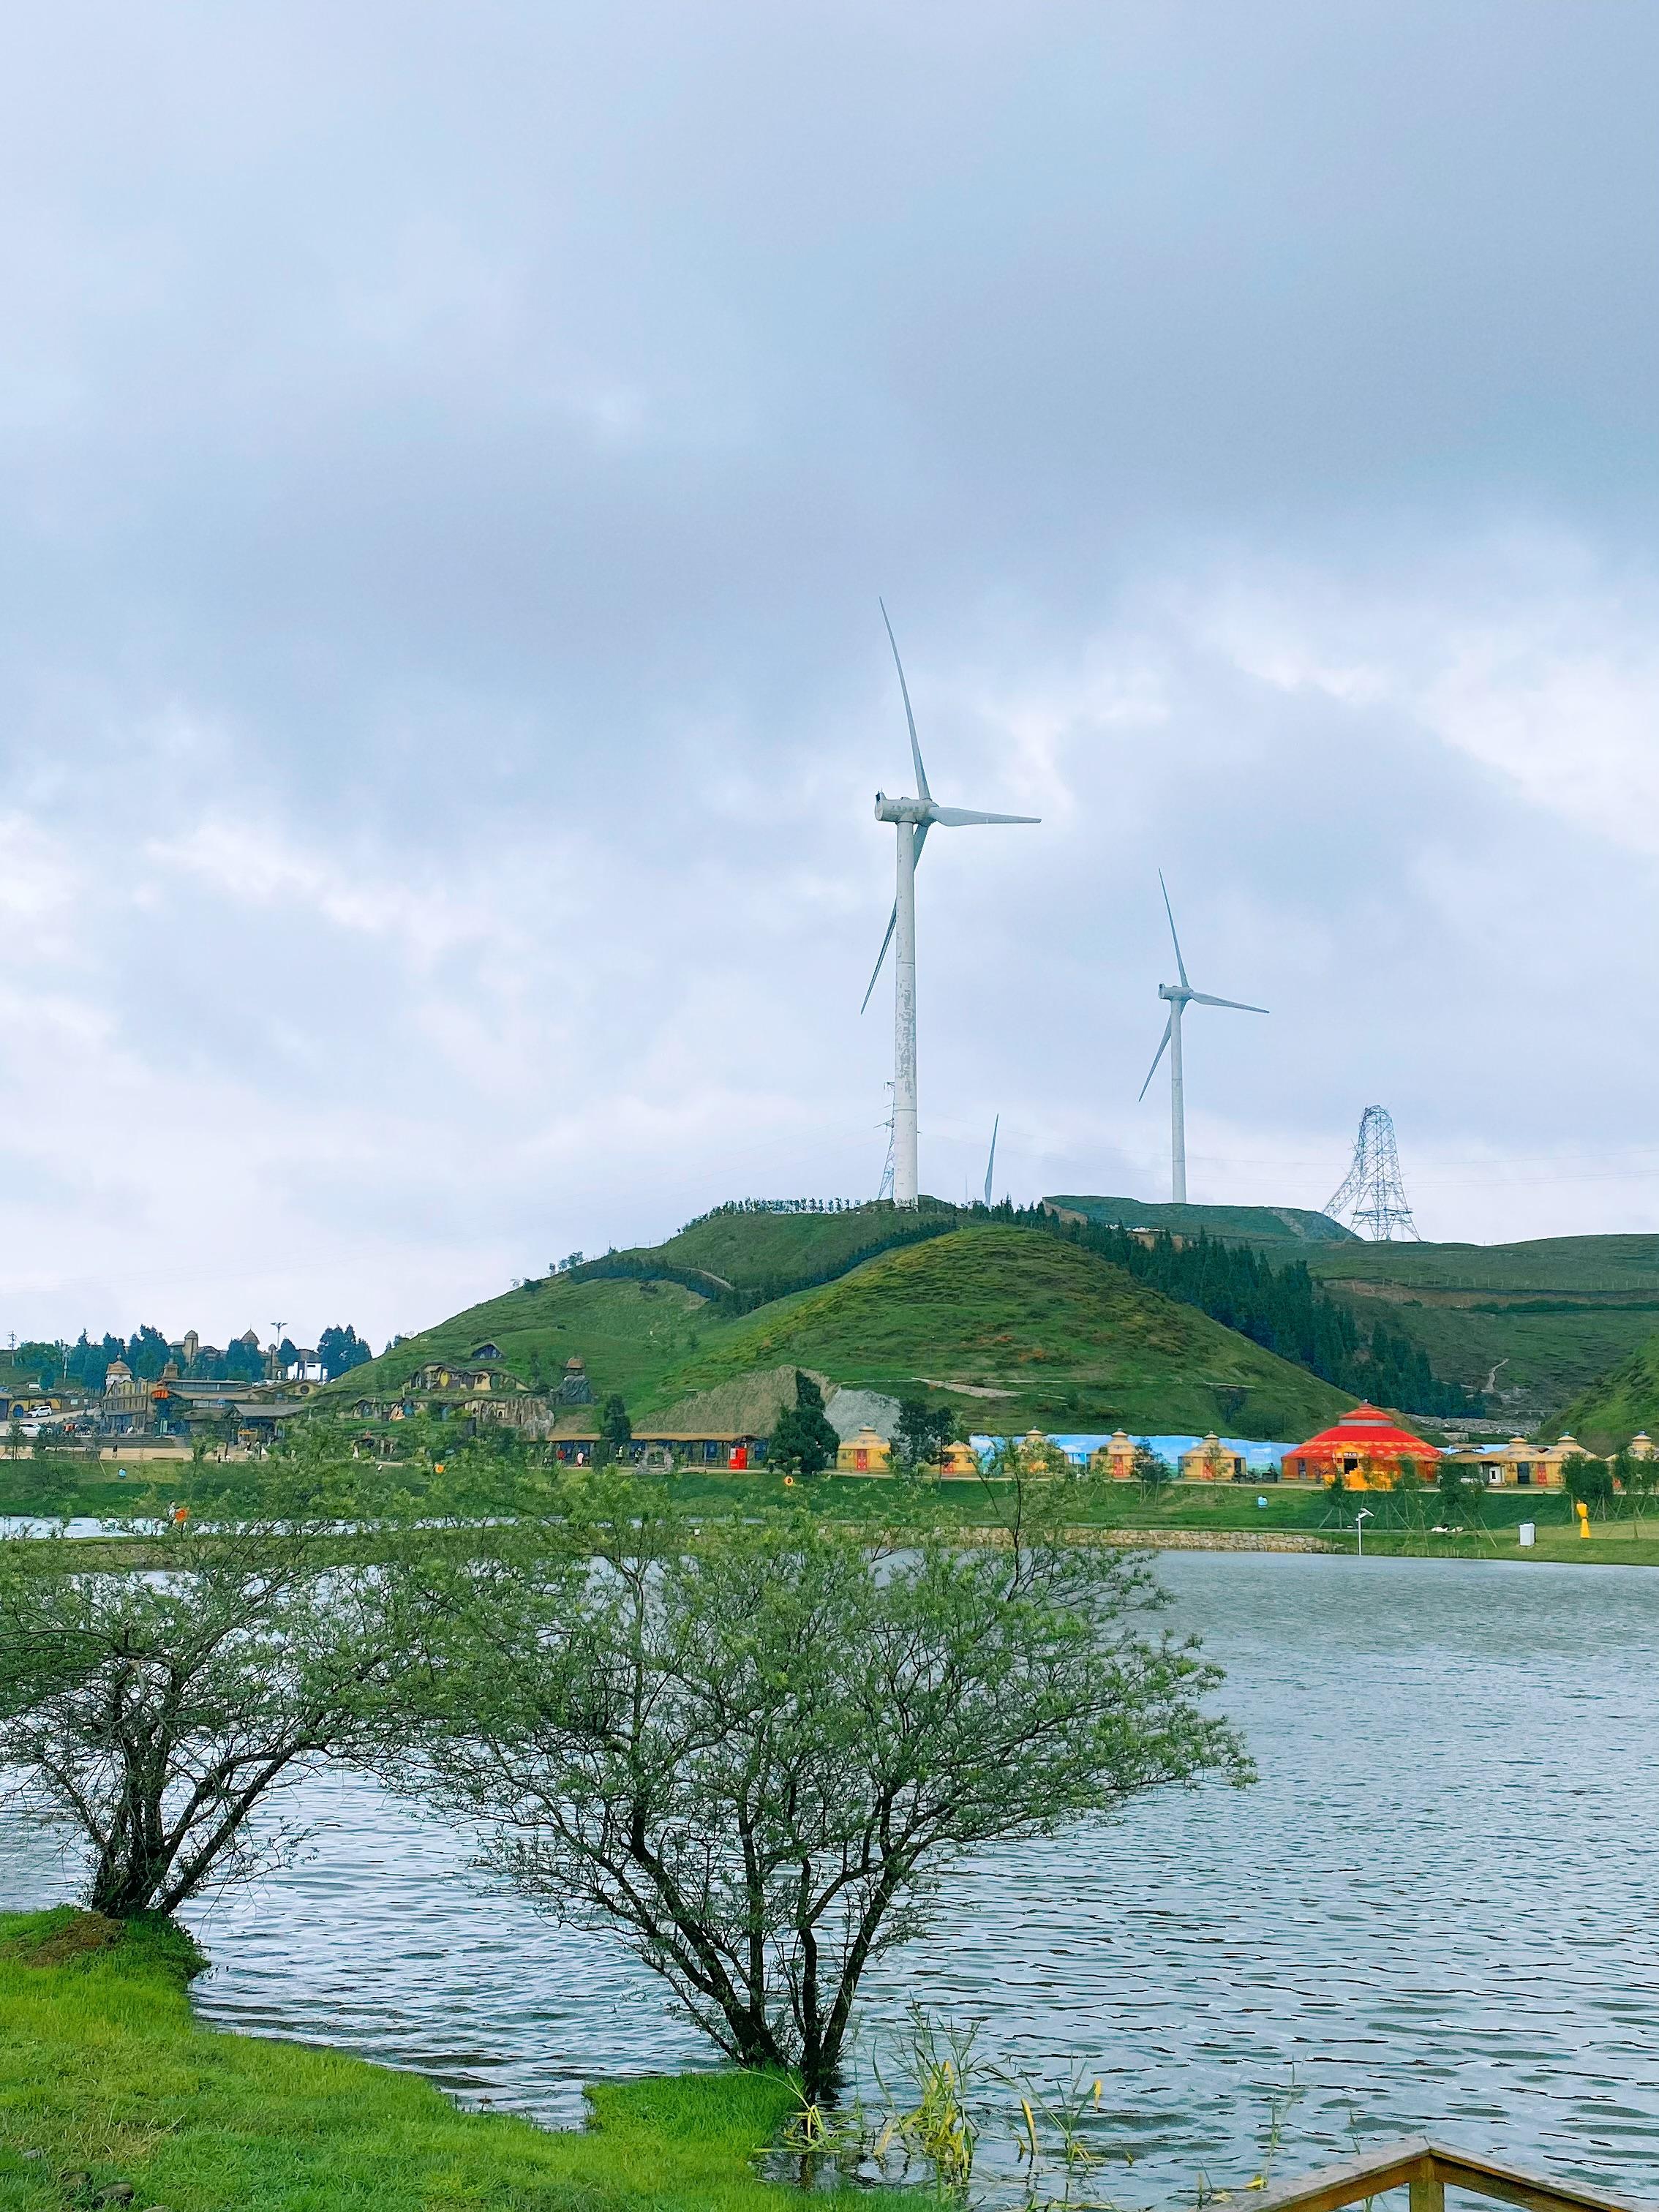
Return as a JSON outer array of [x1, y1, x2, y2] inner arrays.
[[1355, 1507, 1373, 1559]]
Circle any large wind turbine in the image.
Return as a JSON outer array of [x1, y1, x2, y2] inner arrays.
[[1137, 873, 1266, 1204], [862, 606, 1037, 1208]]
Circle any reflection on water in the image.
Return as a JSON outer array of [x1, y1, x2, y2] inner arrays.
[[5, 1553, 1659, 2202]]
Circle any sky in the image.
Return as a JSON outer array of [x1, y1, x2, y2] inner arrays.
[[4, 1, 1659, 1347]]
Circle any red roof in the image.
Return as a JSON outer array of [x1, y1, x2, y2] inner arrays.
[[1287, 1403, 1431, 1459]]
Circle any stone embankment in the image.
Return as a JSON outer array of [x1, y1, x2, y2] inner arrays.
[[1100, 1528, 1336, 1553], [893, 1523, 1339, 1554]]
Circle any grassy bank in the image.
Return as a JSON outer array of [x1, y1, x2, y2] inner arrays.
[[0, 1908, 898, 2212]]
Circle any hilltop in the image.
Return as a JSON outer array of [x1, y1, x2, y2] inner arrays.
[[1045, 1196, 1358, 1246], [324, 1211, 1351, 1439]]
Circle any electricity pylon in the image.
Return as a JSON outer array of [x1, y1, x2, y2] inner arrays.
[[1325, 1106, 1421, 1240]]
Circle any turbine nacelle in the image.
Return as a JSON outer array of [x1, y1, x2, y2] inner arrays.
[[875, 792, 931, 826]]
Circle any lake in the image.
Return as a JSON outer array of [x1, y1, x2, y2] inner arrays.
[[4, 1551, 1658, 2204]]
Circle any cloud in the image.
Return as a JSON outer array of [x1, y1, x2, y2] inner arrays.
[[0, 2, 1656, 1339]]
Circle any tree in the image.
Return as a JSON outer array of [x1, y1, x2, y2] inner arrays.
[[1132, 1443, 1173, 1501], [0, 1481, 413, 1918], [317, 1325, 372, 1382], [1435, 1456, 1487, 1535], [598, 1394, 633, 1464], [392, 1486, 1251, 2099], [1562, 1453, 1614, 1521], [768, 1373, 839, 1477], [1392, 1457, 1429, 1549], [893, 1396, 954, 1476], [1617, 1448, 1658, 1534]]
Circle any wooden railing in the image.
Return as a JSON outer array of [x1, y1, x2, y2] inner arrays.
[[1249, 2139, 1657, 2212]]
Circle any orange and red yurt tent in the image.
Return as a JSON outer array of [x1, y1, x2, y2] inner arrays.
[[1283, 1403, 1434, 1488]]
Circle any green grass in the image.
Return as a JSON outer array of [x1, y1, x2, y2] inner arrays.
[[652, 1227, 1350, 1438], [316, 1224, 1351, 1441], [1549, 1328, 1659, 1451], [0, 1907, 906, 2212], [1298, 1233, 1659, 1421]]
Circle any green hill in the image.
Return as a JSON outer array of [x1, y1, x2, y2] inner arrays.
[[1300, 1234, 1659, 1425], [1535, 1325, 1659, 1450], [652, 1227, 1350, 1437], [326, 1222, 1350, 1440], [1045, 1196, 1358, 1246]]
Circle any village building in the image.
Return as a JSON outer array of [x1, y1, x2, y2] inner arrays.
[[101, 1360, 156, 1434], [1091, 1432, 1140, 1479], [1179, 1434, 1249, 1481], [544, 1422, 767, 1470], [1282, 1404, 1434, 1487], [837, 1426, 891, 1474]]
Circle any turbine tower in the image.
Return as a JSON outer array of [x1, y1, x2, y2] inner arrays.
[[1325, 1105, 1421, 1240], [1137, 873, 1267, 1204], [862, 605, 1037, 1208]]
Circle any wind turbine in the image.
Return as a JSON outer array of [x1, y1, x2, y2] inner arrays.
[[862, 605, 1038, 1208], [983, 1113, 999, 1208], [1137, 873, 1266, 1204]]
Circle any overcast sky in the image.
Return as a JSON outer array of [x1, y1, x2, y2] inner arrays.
[[4, 1, 1659, 1347]]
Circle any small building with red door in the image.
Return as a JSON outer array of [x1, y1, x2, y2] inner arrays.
[[1282, 1403, 1434, 1488]]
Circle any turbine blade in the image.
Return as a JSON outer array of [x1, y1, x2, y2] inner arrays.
[[1137, 1014, 1174, 1102], [859, 903, 898, 1014], [1159, 869, 1189, 989], [879, 599, 930, 801], [913, 819, 930, 868], [984, 1113, 998, 1207], [1189, 993, 1268, 1014], [930, 806, 1041, 827]]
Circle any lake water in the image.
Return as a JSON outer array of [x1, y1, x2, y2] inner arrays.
[[4, 1551, 1659, 2205]]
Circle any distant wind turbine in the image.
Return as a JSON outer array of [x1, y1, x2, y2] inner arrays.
[[1137, 873, 1266, 1204], [983, 1114, 999, 1208], [862, 604, 1038, 1208]]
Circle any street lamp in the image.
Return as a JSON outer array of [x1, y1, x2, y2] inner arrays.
[[1355, 1506, 1373, 1559]]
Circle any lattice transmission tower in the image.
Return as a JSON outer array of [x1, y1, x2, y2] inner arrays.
[[1324, 1105, 1421, 1241]]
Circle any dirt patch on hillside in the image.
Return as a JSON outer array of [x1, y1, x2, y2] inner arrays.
[[652, 1365, 835, 1436]]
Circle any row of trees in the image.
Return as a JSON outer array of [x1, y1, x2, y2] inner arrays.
[[13, 1324, 378, 1393], [0, 1462, 1249, 2099]]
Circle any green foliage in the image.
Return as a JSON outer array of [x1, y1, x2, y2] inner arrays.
[[600, 1392, 633, 1450], [0, 1906, 859, 2212], [1563, 1453, 1614, 1518], [0, 1475, 418, 1916], [1615, 1448, 1658, 1528], [893, 1395, 954, 1474], [768, 1372, 839, 1475], [317, 1324, 372, 1382], [1133, 1442, 1173, 1497], [390, 1481, 1251, 2101], [1435, 1456, 1488, 1533]]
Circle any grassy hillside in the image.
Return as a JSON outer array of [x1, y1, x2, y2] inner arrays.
[[1302, 1234, 1659, 1423], [657, 1201, 958, 1292], [322, 1222, 1351, 1438], [1045, 1196, 1358, 1246], [1548, 1329, 1659, 1449], [644, 1227, 1351, 1437], [320, 1271, 740, 1414], [0, 1907, 884, 2212]]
